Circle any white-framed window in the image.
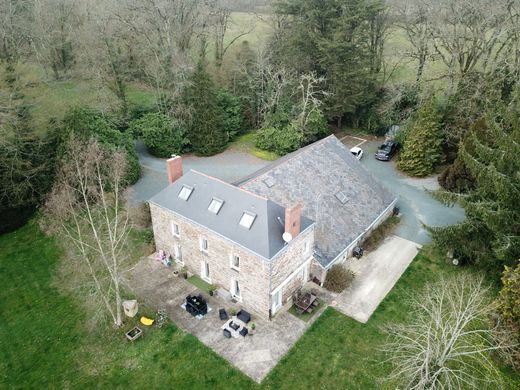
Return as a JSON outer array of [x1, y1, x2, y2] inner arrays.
[[303, 240, 310, 255], [208, 198, 224, 214], [231, 279, 241, 299], [230, 254, 240, 270], [201, 260, 211, 282], [171, 222, 180, 237], [178, 185, 193, 201], [239, 211, 256, 229], [199, 237, 208, 253], [272, 288, 282, 313], [174, 245, 183, 264]]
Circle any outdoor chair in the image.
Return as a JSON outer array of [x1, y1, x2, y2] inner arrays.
[[223, 329, 231, 339], [239, 327, 248, 337], [219, 308, 228, 321], [237, 310, 251, 324]]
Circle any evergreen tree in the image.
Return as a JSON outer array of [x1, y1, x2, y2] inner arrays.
[[182, 62, 228, 156], [272, 0, 385, 126], [431, 107, 520, 274], [397, 99, 443, 177], [496, 259, 520, 371]]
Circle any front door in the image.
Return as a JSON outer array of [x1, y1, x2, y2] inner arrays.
[[272, 288, 282, 313]]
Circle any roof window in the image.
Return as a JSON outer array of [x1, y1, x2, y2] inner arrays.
[[335, 191, 349, 205], [178, 185, 193, 201], [208, 198, 224, 214], [263, 177, 275, 188], [239, 211, 257, 229]]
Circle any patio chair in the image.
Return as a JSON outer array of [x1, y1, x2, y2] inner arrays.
[[239, 327, 248, 337], [219, 308, 228, 321], [237, 310, 251, 324], [223, 329, 231, 339]]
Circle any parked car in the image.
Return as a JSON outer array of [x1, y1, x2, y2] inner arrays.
[[375, 140, 399, 161], [350, 146, 364, 160]]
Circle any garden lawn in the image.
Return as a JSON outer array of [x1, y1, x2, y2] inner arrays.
[[1, 223, 518, 389]]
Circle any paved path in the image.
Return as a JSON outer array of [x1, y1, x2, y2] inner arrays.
[[333, 235, 421, 323], [127, 258, 327, 383], [129, 142, 270, 203], [355, 140, 465, 245]]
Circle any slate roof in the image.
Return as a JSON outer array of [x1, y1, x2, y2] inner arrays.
[[149, 170, 313, 260], [238, 135, 397, 267]]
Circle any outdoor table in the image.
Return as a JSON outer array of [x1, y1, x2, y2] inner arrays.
[[294, 293, 317, 314]]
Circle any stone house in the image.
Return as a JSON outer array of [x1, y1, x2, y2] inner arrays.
[[149, 135, 396, 319]]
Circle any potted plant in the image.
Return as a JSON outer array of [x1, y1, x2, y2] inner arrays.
[[230, 309, 237, 317], [249, 322, 256, 336], [209, 287, 215, 296], [181, 266, 188, 279]]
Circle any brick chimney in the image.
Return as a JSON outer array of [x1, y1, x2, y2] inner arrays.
[[166, 155, 183, 184], [285, 203, 302, 239]]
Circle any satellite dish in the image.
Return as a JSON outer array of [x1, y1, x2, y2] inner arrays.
[[282, 232, 293, 243]]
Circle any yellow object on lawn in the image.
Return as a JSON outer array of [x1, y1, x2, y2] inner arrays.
[[140, 316, 154, 326]]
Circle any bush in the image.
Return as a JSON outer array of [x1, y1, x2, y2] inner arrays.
[[60, 107, 141, 184], [323, 265, 355, 293], [130, 112, 186, 158], [301, 110, 330, 144], [397, 99, 444, 177], [217, 90, 244, 140], [255, 124, 302, 155]]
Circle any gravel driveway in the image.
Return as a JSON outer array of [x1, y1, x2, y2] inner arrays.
[[131, 139, 465, 246], [129, 142, 271, 203], [355, 140, 465, 245]]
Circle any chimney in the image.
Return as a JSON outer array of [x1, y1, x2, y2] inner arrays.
[[166, 155, 183, 184], [284, 203, 302, 239]]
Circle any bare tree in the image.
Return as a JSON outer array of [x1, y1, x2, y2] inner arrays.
[[391, 0, 431, 90], [0, 0, 33, 64], [296, 72, 328, 128], [44, 138, 135, 328], [210, 1, 254, 68], [383, 273, 512, 390]]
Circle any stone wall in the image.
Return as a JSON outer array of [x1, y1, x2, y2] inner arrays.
[[269, 226, 315, 310], [152, 203, 289, 319]]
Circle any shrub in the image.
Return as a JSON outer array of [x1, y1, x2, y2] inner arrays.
[[130, 112, 186, 158], [323, 265, 355, 293], [301, 110, 330, 144], [397, 99, 444, 177], [217, 90, 244, 140], [255, 124, 302, 156], [60, 107, 141, 184]]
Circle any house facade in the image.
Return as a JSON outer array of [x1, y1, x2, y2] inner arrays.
[[149, 135, 396, 319]]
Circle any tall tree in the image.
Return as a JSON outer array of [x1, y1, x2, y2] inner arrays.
[[44, 138, 134, 328], [272, 0, 386, 127], [397, 98, 444, 176], [181, 61, 228, 156], [431, 105, 520, 273]]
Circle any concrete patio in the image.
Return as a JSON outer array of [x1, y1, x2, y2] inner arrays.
[[332, 235, 421, 323], [125, 257, 327, 383]]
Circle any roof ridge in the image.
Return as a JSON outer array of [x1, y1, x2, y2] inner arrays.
[[239, 134, 337, 187], [190, 169, 270, 201]]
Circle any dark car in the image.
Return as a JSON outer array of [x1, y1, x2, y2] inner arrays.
[[375, 140, 399, 161]]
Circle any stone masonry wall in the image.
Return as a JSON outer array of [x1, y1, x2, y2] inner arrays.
[[270, 226, 315, 308], [150, 203, 271, 319]]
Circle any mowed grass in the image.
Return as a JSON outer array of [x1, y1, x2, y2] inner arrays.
[[0, 222, 253, 389], [1, 223, 518, 389], [230, 132, 280, 161]]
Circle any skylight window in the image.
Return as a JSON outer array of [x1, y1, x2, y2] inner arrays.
[[263, 177, 275, 188], [178, 185, 193, 201], [335, 191, 349, 205], [239, 211, 257, 229], [208, 198, 224, 214]]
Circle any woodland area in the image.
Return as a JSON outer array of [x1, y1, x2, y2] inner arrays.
[[0, 0, 519, 388]]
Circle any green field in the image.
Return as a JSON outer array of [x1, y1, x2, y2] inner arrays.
[[2, 222, 517, 389]]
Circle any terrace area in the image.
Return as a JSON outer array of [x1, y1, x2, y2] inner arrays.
[[125, 257, 327, 383]]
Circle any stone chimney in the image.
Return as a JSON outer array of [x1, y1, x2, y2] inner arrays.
[[166, 155, 183, 184], [285, 203, 302, 239]]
